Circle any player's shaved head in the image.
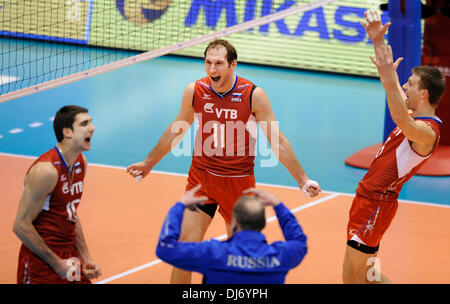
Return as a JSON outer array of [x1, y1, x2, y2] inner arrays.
[[232, 196, 266, 231]]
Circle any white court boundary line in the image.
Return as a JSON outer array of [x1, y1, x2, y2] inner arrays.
[[1, 151, 448, 208], [95, 193, 340, 284]]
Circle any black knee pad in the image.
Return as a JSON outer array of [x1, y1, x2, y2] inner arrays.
[[347, 240, 379, 254]]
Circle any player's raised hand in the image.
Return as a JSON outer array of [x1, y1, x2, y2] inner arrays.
[[369, 44, 404, 81], [361, 9, 390, 44], [243, 188, 281, 207], [180, 184, 209, 211]]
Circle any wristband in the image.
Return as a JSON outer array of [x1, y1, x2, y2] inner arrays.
[[301, 180, 319, 197], [131, 169, 143, 182]]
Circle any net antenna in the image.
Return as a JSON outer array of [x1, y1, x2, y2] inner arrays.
[[0, 0, 337, 103]]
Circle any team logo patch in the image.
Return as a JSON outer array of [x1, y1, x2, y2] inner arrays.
[[231, 93, 241, 102], [74, 162, 81, 174], [204, 103, 214, 113]]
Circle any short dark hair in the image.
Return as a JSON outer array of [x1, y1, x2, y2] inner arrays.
[[204, 39, 237, 65], [232, 196, 266, 231], [53, 105, 88, 142], [412, 66, 446, 107]]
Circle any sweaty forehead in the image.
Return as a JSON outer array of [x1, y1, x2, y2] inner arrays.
[[410, 73, 420, 84], [205, 46, 228, 61], [74, 112, 91, 123]]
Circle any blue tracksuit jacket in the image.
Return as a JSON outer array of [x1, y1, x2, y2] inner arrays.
[[156, 202, 307, 284]]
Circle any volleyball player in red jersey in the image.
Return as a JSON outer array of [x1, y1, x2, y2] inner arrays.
[[13, 105, 101, 284], [127, 39, 321, 283], [343, 11, 447, 284]]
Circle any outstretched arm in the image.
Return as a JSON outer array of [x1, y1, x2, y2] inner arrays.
[[252, 87, 321, 197], [362, 10, 407, 102], [363, 10, 437, 149], [127, 83, 196, 179]]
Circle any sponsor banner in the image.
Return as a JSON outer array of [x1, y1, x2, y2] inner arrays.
[[0, 1, 425, 76], [89, 0, 389, 76], [174, 0, 388, 76]]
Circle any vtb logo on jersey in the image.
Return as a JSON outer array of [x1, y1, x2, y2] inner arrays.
[[203, 103, 237, 119], [204, 103, 214, 113], [62, 181, 83, 196]]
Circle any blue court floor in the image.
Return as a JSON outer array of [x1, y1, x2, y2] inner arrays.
[[1, 40, 449, 205]]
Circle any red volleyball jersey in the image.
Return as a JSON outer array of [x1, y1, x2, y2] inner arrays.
[[191, 76, 257, 176], [357, 117, 441, 201], [26, 147, 86, 248]]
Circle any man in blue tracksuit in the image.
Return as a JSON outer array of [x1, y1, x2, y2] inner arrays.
[[156, 185, 308, 284]]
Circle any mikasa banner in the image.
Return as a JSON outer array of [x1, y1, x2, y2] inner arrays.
[[0, 0, 423, 77]]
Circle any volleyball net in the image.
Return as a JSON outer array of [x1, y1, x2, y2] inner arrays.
[[0, 0, 388, 102]]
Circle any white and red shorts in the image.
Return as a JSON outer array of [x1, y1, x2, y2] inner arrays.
[[17, 244, 91, 284], [346, 194, 398, 253], [186, 166, 255, 224]]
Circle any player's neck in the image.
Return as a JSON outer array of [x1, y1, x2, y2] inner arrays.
[[212, 74, 235, 94], [412, 104, 435, 118], [56, 142, 79, 167]]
